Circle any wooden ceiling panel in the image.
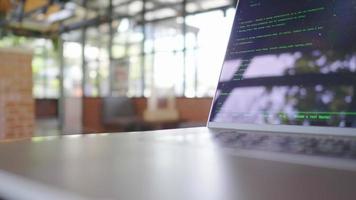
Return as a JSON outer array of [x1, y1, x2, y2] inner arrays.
[[24, 0, 48, 13], [0, 0, 11, 13], [46, 4, 61, 16]]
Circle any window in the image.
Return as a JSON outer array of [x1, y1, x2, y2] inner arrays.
[[84, 25, 110, 97], [145, 18, 185, 96], [185, 9, 235, 97], [62, 30, 83, 97], [112, 18, 144, 97], [32, 39, 60, 98], [111, 8, 235, 98]]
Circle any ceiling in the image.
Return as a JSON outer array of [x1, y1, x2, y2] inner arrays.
[[0, 0, 235, 38]]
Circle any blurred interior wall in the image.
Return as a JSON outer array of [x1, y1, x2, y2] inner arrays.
[[82, 97, 212, 133], [33, 97, 212, 133]]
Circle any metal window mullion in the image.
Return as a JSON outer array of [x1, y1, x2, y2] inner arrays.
[[58, 37, 65, 132], [182, 0, 187, 97], [108, 0, 114, 97], [141, 0, 147, 97]]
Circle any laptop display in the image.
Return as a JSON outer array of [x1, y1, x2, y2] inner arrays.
[[209, 0, 356, 128]]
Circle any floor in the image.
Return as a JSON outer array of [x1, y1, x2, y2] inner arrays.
[[35, 118, 61, 137]]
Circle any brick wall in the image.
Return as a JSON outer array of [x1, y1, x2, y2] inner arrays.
[[0, 49, 34, 140]]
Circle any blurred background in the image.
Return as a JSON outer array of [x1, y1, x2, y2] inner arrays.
[[0, 0, 237, 139]]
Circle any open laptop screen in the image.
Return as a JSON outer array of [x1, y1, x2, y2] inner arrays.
[[209, 0, 356, 128]]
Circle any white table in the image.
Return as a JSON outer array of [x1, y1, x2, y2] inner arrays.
[[0, 127, 355, 200]]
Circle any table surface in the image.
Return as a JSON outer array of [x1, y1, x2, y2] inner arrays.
[[0, 127, 356, 200]]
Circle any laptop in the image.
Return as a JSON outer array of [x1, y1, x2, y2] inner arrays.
[[206, 0, 356, 159], [0, 1, 356, 200]]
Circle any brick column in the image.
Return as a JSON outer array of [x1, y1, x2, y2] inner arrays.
[[0, 48, 34, 140]]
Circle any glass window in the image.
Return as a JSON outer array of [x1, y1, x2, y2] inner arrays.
[[145, 0, 182, 21], [110, 6, 236, 98], [186, 0, 231, 13], [144, 53, 154, 97], [85, 26, 110, 97], [113, 19, 143, 58], [30, 39, 60, 98], [185, 9, 235, 97], [185, 49, 197, 98], [111, 19, 144, 97], [127, 56, 143, 97], [63, 40, 83, 97], [144, 18, 185, 96], [151, 19, 184, 52], [153, 51, 184, 95]]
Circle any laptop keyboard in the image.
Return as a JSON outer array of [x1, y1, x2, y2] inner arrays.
[[213, 130, 356, 160]]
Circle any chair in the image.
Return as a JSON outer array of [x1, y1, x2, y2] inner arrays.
[[102, 97, 145, 132]]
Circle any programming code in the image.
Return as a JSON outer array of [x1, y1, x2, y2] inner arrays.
[[210, 0, 356, 127], [227, 0, 348, 60]]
